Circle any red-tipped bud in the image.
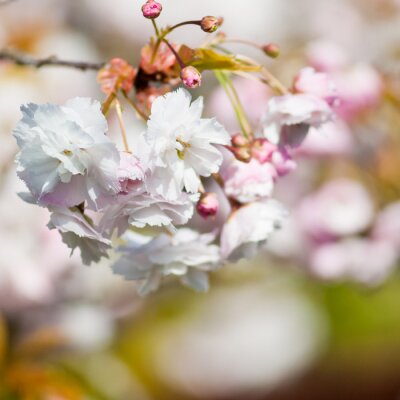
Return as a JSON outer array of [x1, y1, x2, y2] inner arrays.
[[251, 138, 277, 164], [231, 146, 252, 163], [200, 16, 223, 33], [141, 0, 162, 19], [262, 43, 280, 58], [197, 192, 219, 218], [180, 66, 202, 89], [231, 133, 249, 148]]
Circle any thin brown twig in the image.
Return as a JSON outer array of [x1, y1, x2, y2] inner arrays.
[[0, 49, 105, 71]]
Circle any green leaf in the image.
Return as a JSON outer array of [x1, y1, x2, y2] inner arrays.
[[178, 45, 261, 72]]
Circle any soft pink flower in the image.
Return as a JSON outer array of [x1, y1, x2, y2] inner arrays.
[[297, 179, 374, 240], [140, 41, 178, 75], [372, 201, 400, 252], [334, 64, 383, 120], [221, 158, 277, 203], [295, 121, 354, 158], [293, 67, 338, 106], [310, 238, 397, 285]]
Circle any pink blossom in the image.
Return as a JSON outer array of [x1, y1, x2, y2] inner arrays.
[[221, 157, 277, 203], [293, 67, 338, 106], [297, 179, 375, 240], [306, 40, 349, 72], [295, 121, 354, 158], [310, 239, 397, 285], [140, 41, 178, 75], [334, 64, 383, 120], [372, 201, 400, 252]]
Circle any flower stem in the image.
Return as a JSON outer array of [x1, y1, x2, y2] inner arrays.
[[114, 99, 131, 153], [162, 39, 185, 69], [101, 91, 117, 116], [122, 90, 148, 121], [214, 70, 253, 140]]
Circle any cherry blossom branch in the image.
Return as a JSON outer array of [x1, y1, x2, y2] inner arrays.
[[0, 49, 105, 71]]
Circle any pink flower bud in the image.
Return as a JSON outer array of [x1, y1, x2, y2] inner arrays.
[[200, 16, 223, 33], [180, 66, 202, 89], [230, 146, 252, 163], [141, 0, 162, 19], [262, 43, 280, 58], [251, 138, 277, 164], [197, 192, 219, 218], [231, 133, 249, 148]]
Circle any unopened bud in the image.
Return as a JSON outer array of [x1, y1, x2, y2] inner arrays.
[[251, 138, 277, 164], [231, 133, 249, 148], [141, 0, 162, 19], [231, 146, 251, 163], [200, 16, 223, 33], [197, 192, 219, 218], [180, 66, 202, 89], [262, 43, 280, 58]]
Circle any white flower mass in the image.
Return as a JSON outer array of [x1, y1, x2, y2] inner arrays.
[[14, 97, 120, 210], [138, 89, 231, 200]]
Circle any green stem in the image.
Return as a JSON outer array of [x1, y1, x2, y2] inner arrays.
[[151, 19, 160, 37], [151, 20, 201, 63], [122, 90, 148, 121], [214, 70, 252, 140]]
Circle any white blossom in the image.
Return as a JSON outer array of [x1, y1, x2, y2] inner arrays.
[[112, 229, 221, 295], [48, 207, 111, 265], [100, 182, 197, 235], [262, 94, 333, 148], [138, 88, 231, 200], [14, 97, 120, 210], [220, 200, 288, 261]]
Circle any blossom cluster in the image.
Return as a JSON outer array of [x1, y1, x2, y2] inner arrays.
[[12, 1, 336, 295]]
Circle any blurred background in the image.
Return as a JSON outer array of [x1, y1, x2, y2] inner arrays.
[[1, 0, 400, 399]]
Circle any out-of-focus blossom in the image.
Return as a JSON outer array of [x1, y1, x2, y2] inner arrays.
[[97, 58, 136, 95], [310, 238, 397, 285], [293, 67, 338, 106], [334, 63, 383, 120], [112, 229, 221, 295], [221, 157, 277, 203], [372, 202, 400, 252], [58, 304, 114, 351], [298, 179, 374, 239], [307, 40, 349, 72], [220, 200, 287, 260], [208, 77, 272, 133], [0, 171, 71, 312], [306, 40, 383, 120], [296, 121, 354, 158], [14, 98, 120, 210], [271, 148, 297, 177], [262, 94, 334, 148], [155, 286, 326, 398], [48, 207, 111, 265], [140, 41, 178, 75], [138, 89, 230, 200]]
